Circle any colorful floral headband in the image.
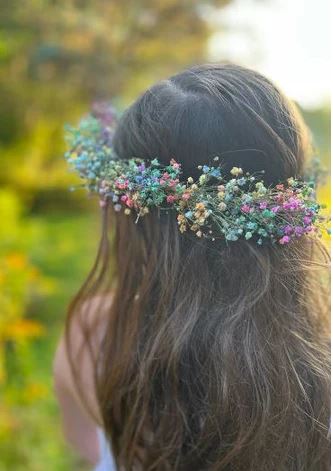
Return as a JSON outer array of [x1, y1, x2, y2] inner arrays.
[[65, 104, 330, 246]]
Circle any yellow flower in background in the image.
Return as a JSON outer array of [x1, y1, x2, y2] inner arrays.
[[5, 253, 27, 270], [2, 319, 45, 341], [22, 382, 49, 403]]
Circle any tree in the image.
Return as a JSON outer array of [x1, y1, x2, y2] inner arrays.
[[0, 0, 230, 204]]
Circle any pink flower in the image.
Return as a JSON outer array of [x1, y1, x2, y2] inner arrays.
[[167, 194, 177, 203], [274, 194, 284, 204], [119, 194, 133, 207], [241, 204, 251, 213], [115, 179, 129, 190], [168, 179, 179, 188], [182, 192, 191, 201], [170, 158, 181, 169], [279, 235, 291, 245], [259, 202, 268, 210], [271, 206, 280, 213]]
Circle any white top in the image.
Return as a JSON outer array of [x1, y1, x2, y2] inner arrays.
[[94, 428, 117, 471]]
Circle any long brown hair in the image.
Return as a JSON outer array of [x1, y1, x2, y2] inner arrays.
[[65, 64, 330, 470]]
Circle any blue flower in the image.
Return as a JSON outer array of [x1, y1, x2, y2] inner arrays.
[[241, 194, 253, 203], [226, 231, 239, 241], [203, 165, 210, 174], [258, 228, 268, 237], [210, 168, 221, 178], [246, 222, 258, 230]]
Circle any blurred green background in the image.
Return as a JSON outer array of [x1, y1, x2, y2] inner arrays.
[[0, 1, 330, 470]]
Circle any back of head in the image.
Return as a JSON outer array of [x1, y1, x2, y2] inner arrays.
[[69, 64, 330, 470]]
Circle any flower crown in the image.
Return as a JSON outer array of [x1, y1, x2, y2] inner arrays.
[[65, 103, 330, 246]]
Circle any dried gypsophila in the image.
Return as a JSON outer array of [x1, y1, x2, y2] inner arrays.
[[65, 105, 330, 246]]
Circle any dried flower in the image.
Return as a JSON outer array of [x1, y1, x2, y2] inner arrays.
[[65, 105, 330, 246], [195, 202, 205, 211], [230, 167, 243, 176], [199, 175, 207, 185], [167, 195, 177, 204], [279, 235, 291, 245], [218, 202, 227, 211]]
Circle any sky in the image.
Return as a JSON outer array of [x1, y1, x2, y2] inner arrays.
[[207, 0, 331, 109]]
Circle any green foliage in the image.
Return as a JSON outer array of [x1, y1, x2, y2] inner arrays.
[[0, 0, 230, 209], [0, 207, 99, 470], [302, 106, 331, 166]]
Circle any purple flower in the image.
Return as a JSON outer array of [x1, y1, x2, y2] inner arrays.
[[259, 202, 268, 210], [283, 225, 293, 235], [92, 102, 117, 126], [294, 226, 304, 237], [303, 216, 312, 225], [283, 197, 300, 211], [271, 206, 280, 213]]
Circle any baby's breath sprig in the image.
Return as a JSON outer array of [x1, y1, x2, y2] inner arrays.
[[65, 105, 330, 246], [175, 160, 329, 245]]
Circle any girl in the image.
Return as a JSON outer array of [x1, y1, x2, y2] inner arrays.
[[54, 63, 330, 470]]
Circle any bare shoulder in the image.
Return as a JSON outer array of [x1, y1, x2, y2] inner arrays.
[[53, 293, 113, 425]]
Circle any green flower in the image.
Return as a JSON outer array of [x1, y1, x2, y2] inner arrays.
[[261, 209, 275, 218], [199, 174, 207, 185]]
